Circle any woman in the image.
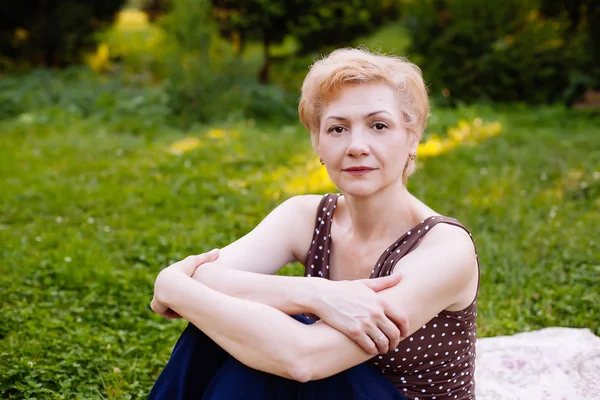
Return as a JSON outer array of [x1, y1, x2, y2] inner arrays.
[[149, 48, 480, 400]]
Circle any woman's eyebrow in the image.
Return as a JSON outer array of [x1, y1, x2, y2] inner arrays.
[[365, 110, 392, 117], [325, 110, 391, 122]]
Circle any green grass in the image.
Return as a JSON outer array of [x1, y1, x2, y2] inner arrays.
[[1, 71, 599, 398]]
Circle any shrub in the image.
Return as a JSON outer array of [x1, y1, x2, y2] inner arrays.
[[89, 10, 167, 76], [0, 67, 171, 134], [0, 0, 126, 70], [148, 0, 298, 125], [210, 0, 399, 83], [403, 0, 598, 105]]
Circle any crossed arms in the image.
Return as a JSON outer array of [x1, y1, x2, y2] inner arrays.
[[151, 195, 478, 382]]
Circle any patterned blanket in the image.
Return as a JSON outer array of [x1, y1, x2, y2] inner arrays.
[[476, 328, 600, 399]]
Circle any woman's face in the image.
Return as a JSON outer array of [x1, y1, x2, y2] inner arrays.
[[318, 82, 417, 197]]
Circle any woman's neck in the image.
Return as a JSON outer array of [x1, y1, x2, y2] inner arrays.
[[339, 183, 421, 244]]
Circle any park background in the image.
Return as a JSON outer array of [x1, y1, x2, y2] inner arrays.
[[0, 0, 599, 398]]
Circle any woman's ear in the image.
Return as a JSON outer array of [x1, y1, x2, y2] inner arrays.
[[408, 131, 419, 154]]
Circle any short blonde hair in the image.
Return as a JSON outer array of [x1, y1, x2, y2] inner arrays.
[[298, 48, 430, 179]]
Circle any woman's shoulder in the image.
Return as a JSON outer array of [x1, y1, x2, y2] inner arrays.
[[280, 193, 336, 216], [275, 194, 336, 263], [417, 215, 476, 254], [271, 194, 335, 234], [402, 214, 478, 278], [409, 194, 472, 233]]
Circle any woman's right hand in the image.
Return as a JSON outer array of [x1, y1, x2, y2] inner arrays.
[[314, 274, 408, 355], [151, 249, 220, 319]]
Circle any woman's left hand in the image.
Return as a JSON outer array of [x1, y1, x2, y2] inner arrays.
[[314, 274, 408, 355], [150, 249, 220, 319]]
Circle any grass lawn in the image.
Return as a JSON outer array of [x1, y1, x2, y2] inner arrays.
[[0, 72, 599, 398]]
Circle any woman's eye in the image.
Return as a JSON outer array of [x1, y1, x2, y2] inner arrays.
[[329, 126, 345, 134], [373, 123, 387, 131]]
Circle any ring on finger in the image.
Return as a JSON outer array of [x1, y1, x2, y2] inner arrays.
[[375, 334, 386, 342]]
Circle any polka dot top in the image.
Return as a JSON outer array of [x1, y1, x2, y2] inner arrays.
[[304, 194, 479, 400]]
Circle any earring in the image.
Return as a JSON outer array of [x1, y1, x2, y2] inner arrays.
[[319, 157, 324, 165], [409, 152, 416, 160]]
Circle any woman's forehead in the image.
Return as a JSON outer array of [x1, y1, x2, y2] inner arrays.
[[322, 83, 401, 120]]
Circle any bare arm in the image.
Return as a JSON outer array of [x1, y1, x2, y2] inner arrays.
[[154, 224, 477, 381], [153, 254, 320, 382], [190, 195, 322, 315], [292, 224, 479, 380], [182, 194, 408, 354], [193, 263, 325, 316]]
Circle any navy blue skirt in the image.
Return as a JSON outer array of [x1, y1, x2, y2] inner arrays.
[[148, 314, 407, 400]]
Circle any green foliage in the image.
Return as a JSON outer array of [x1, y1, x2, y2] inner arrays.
[[157, 0, 239, 123], [92, 13, 168, 77], [14, 3, 297, 129], [267, 23, 413, 95], [0, 69, 599, 397], [107, 0, 298, 125], [0, 0, 126, 70], [290, 1, 400, 56], [403, 0, 599, 104], [139, 0, 171, 21], [210, 0, 398, 82], [0, 68, 171, 135]]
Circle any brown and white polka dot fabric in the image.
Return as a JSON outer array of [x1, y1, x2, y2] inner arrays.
[[304, 193, 480, 400]]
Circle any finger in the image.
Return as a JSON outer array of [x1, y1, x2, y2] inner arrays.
[[362, 273, 402, 292], [356, 333, 379, 356], [368, 327, 390, 354], [347, 323, 379, 355], [178, 249, 220, 275], [386, 308, 410, 339], [150, 298, 167, 314], [196, 248, 220, 263], [377, 317, 402, 350]]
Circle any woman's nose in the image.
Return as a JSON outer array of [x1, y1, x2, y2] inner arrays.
[[346, 130, 370, 157]]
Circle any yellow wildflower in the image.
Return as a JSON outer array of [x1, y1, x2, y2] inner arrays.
[[169, 137, 201, 155]]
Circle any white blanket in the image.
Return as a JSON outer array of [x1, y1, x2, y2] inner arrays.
[[476, 327, 600, 399]]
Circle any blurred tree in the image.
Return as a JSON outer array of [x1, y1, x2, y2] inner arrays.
[[539, 0, 599, 66], [291, 1, 399, 56], [211, 0, 397, 83], [403, 0, 598, 105], [0, 0, 125, 70], [212, 0, 290, 83], [138, 0, 397, 83], [538, 0, 600, 103], [141, 0, 171, 22]]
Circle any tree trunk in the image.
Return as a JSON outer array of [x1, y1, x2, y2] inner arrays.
[[586, 0, 600, 68], [259, 34, 270, 84]]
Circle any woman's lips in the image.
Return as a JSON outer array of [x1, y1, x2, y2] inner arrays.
[[343, 167, 375, 176]]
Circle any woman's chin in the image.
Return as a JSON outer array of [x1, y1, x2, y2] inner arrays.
[[337, 182, 381, 198], [336, 177, 405, 198]]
